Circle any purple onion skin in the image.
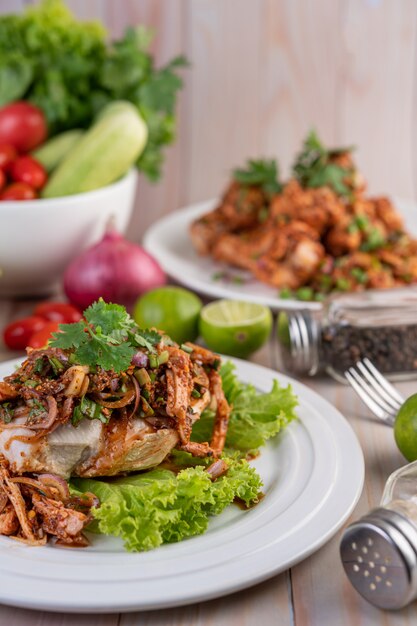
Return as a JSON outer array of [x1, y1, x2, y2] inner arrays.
[[131, 351, 149, 368], [63, 227, 166, 310]]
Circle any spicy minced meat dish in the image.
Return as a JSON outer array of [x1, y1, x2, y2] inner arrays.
[[0, 301, 231, 547], [190, 131, 417, 300]]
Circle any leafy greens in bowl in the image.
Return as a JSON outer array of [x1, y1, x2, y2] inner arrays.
[[0, 0, 186, 180]]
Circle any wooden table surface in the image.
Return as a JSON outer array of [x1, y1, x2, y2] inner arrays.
[[0, 299, 416, 626]]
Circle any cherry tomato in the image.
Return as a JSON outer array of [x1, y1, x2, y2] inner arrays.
[[10, 156, 47, 189], [0, 169, 5, 191], [1, 182, 37, 201], [0, 102, 47, 153], [27, 322, 60, 349], [34, 302, 82, 323], [3, 316, 47, 351], [0, 144, 17, 171]]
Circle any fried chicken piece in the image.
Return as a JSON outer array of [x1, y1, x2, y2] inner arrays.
[[190, 181, 267, 255], [373, 197, 404, 232], [270, 179, 345, 236], [253, 222, 325, 288]]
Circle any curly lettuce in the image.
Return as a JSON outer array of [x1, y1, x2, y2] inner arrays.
[[191, 361, 298, 453], [72, 461, 262, 552], [73, 360, 297, 552]]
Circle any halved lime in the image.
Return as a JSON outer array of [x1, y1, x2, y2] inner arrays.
[[394, 394, 417, 461], [133, 286, 202, 344], [199, 299, 272, 358]]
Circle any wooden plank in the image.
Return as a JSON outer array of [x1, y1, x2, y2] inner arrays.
[[183, 0, 264, 205], [121, 572, 292, 626], [258, 0, 343, 178], [0, 606, 118, 626], [340, 0, 417, 202]]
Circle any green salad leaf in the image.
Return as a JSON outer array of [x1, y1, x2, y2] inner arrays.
[[0, 0, 186, 180], [191, 361, 298, 453], [72, 460, 262, 552]]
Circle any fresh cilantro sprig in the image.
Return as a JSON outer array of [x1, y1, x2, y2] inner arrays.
[[233, 159, 282, 196], [50, 299, 161, 373], [292, 130, 355, 199]]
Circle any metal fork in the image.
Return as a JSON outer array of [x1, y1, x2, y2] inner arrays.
[[344, 358, 405, 426]]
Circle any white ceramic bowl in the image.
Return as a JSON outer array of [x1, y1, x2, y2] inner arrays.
[[0, 169, 137, 297]]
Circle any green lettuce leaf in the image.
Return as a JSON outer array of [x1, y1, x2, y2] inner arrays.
[[191, 361, 298, 453], [72, 460, 262, 552]]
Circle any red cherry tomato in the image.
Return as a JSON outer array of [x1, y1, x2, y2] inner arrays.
[[0, 169, 5, 191], [27, 322, 60, 349], [3, 316, 47, 351], [0, 144, 17, 171], [1, 182, 37, 201], [0, 102, 47, 153], [10, 156, 47, 189], [34, 302, 82, 323]]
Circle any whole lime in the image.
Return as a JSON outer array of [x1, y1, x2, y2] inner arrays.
[[199, 299, 272, 359], [133, 286, 202, 344], [394, 393, 417, 461]]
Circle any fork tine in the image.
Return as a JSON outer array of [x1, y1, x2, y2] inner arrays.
[[345, 368, 397, 425], [356, 361, 403, 412], [362, 358, 405, 405], [345, 371, 392, 422]]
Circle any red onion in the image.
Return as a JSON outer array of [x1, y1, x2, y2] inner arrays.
[[63, 220, 166, 310], [131, 351, 149, 368]]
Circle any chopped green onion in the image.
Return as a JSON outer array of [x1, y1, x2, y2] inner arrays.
[[295, 287, 314, 301], [48, 356, 64, 375], [141, 397, 154, 416], [350, 267, 368, 284], [181, 344, 193, 354], [135, 368, 151, 386], [191, 389, 201, 399], [24, 380, 37, 388], [149, 354, 159, 369], [158, 350, 169, 365], [336, 277, 350, 291], [279, 287, 293, 300]]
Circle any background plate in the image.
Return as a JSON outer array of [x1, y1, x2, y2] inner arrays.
[[0, 358, 364, 613], [144, 197, 417, 311]]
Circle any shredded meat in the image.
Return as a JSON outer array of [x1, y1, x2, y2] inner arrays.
[[209, 370, 231, 455], [31, 492, 89, 546]]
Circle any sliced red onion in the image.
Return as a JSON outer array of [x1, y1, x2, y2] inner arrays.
[[38, 474, 70, 501], [131, 351, 149, 368]]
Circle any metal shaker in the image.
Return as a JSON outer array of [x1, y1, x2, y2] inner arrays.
[[340, 461, 417, 610]]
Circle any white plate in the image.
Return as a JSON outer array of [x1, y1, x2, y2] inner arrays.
[[0, 357, 364, 613], [144, 197, 417, 311]]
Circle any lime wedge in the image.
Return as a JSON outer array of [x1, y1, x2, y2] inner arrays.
[[199, 300, 272, 358]]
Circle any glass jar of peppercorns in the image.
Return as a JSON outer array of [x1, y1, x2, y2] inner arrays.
[[278, 288, 417, 382]]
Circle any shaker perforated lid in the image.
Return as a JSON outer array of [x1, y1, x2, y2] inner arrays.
[[340, 508, 417, 610]]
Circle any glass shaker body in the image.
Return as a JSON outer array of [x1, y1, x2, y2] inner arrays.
[[279, 287, 417, 382]]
